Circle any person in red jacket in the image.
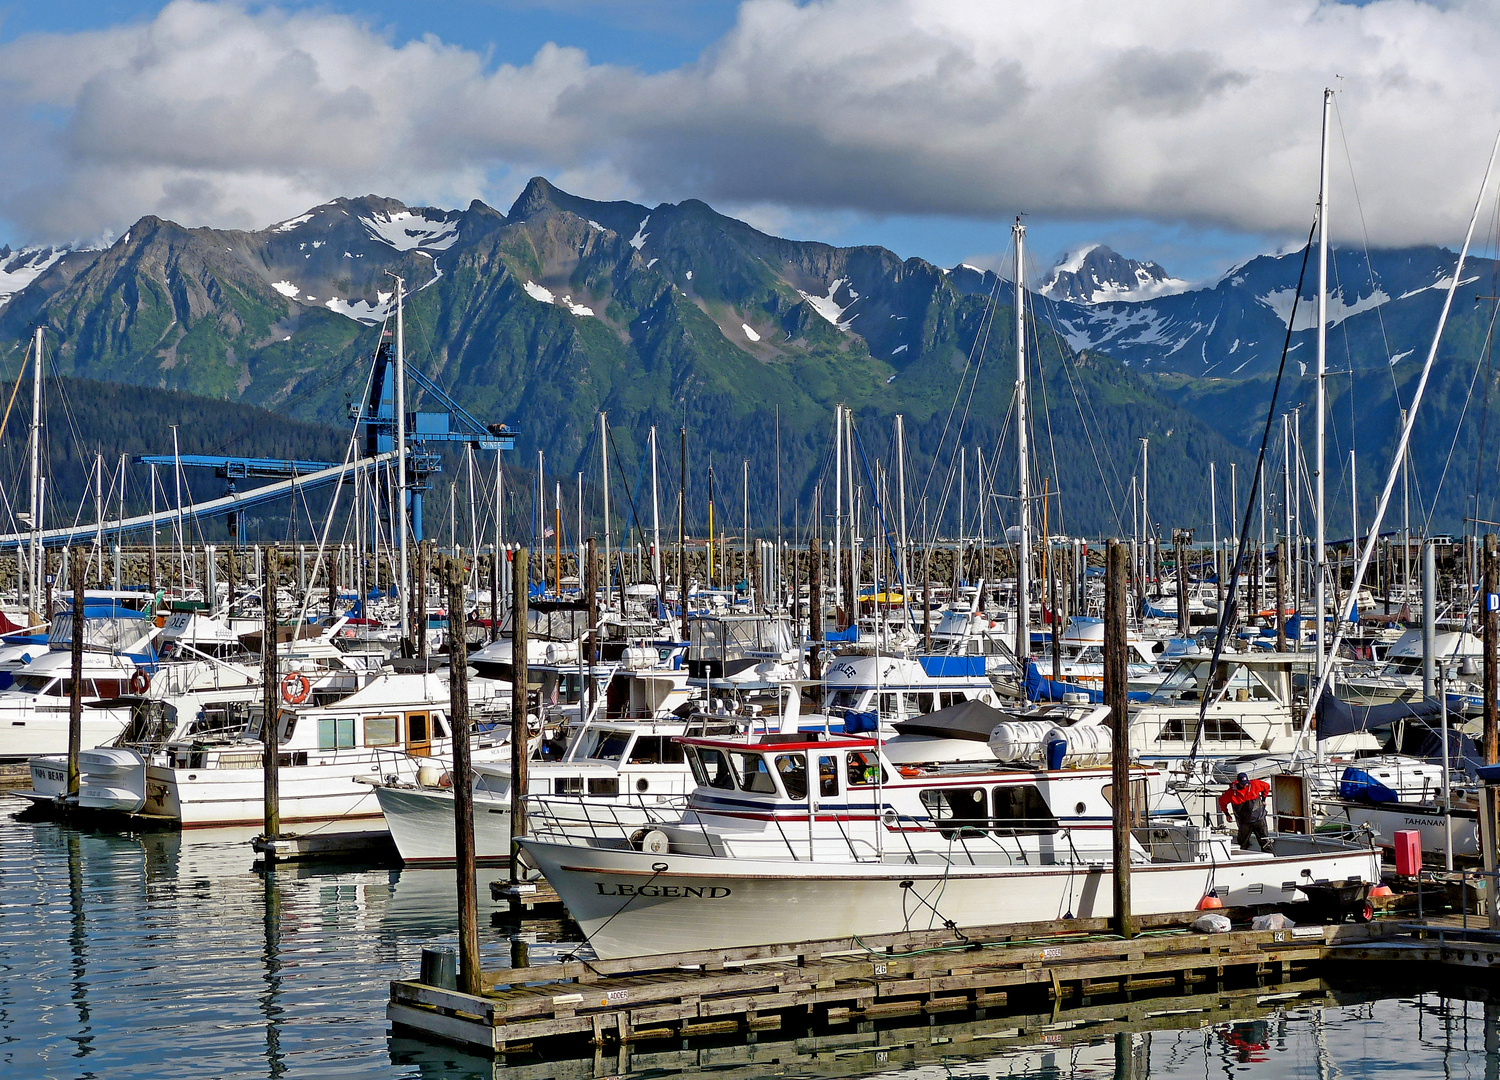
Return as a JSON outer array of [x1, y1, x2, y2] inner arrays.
[[1217, 772, 1272, 851]]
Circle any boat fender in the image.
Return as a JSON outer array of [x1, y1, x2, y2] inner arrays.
[[280, 672, 311, 704], [437, 771, 453, 789], [897, 765, 922, 778], [130, 670, 151, 694], [416, 764, 442, 788]]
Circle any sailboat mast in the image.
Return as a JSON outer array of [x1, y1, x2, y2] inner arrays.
[[29, 328, 42, 614], [1315, 86, 1332, 674], [393, 275, 410, 645], [600, 413, 611, 607], [833, 405, 843, 617], [1013, 218, 1030, 665], [650, 426, 662, 594]]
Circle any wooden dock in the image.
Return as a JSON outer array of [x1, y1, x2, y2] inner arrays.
[[252, 829, 397, 865], [395, 975, 1341, 1079], [388, 914, 1401, 1054], [489, 879, 566, 919]]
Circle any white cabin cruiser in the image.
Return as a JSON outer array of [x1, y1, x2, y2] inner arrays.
[[0, 601, 157, 760], [137, 667, 508, 826], [517, 732, 1381, 959], [374, 716, 743, 865]]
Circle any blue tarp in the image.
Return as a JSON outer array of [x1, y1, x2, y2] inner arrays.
[[825, 624, 860, 643], [1024, 662, 1149, 704], [918, 654, 986, 679], [1338, 767, 1399, 803], [843, 711, 879, 734]]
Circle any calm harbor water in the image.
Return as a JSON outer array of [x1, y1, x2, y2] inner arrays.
[[2, 794, 1499, 1080]]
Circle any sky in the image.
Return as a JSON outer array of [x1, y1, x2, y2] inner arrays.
[[0, 0, 1496, 283]]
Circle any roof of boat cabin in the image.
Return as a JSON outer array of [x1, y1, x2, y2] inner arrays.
[[677, 733, 879, 753]]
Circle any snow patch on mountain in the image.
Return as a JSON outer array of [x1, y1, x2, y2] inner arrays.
[[361, 210, 459, 252], [523, 280, 555, 304], [799, 278, 858, 330], [742, 323, 761, 342], [271, 280, 300, 300], [324, 290, 393, 323], [1256, 286, 1391, 330], [272, 212, 314, 234], [1398, 273, 1481, 299], [630, 216, 650, 251], [0, 247, 66, 306]]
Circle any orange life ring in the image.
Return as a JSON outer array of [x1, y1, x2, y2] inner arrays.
[[130, 670, 151, 694], [280, 672, 311, 705], [898, 765, 923, 778]]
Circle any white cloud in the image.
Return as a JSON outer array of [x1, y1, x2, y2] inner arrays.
[[0, 0, 1498, 249]]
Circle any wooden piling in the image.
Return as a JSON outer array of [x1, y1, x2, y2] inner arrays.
[[66, 548, 83, 797], [446, 554, 481, 996], [262, 546, 281, 841], [1105, 539, 1133, 938]]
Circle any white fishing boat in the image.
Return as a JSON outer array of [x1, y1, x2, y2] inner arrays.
[[0, 600, 157, 760], [517, 731, 1381, 959], [138, 667, 508, 826], [374, 716, 742, 865]]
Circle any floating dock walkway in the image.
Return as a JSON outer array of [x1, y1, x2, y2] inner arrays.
[[388, 913, 1400, 1054]]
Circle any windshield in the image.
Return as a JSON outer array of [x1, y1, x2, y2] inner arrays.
[[826, 689, 863, 711]]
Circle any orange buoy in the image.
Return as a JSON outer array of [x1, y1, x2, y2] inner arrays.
[[1196, 891, 1224, 911], [1369, 884, 1393, 898]]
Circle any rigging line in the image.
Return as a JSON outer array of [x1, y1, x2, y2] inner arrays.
[[1022, 252, 1066, 540], [913, 269, 1003, 520], [1029, 285, 1129, 526], [0, 336, 34, 455], [1305, 125, 1500, 726], [1424, 301, 1499, 535], [1188, 213, 1318, 765], [1332, 97, 1401, 399]]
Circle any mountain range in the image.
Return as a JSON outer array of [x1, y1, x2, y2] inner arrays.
[[0, 179, 1494, 539]]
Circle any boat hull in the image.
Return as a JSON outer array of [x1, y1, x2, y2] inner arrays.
[[518, 835, 1381, 959]]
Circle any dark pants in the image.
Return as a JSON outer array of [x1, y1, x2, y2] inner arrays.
[[1236, 815, 1269, 851]]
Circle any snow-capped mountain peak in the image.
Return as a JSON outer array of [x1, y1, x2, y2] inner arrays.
[[1040, 244, 1188, 304], [0, 246, 69, 307]]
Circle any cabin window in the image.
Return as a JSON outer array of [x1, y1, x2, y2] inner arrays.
[[845, 751, 887, 787], [734, 752, 779, 795], [318, 716, 356, 749], [553, 776, 584, 795], [628, 736, 685, 765], [939, 692, 964, 709], [774, 754, 809, 799], [992, 784, 1059, 835], [587, 777, 619, 797], [920, 787, 989, 833], [192, 701, 253, 737], [14, 675, 53, 695], [817, 755, 839, 798], [917, 693, 935, 715], [878, 693, 898, 718], [827, 690, 861, 711], [94, 679, 123, 698], [592, 732, 631, 761], [432, 716, 449, 739], [697, 747, 738, 790], [1201, 717, 1256, 742], [364, 715, 398, 747]]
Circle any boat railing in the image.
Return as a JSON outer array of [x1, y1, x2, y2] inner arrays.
[[525, 794, 691, 844]]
